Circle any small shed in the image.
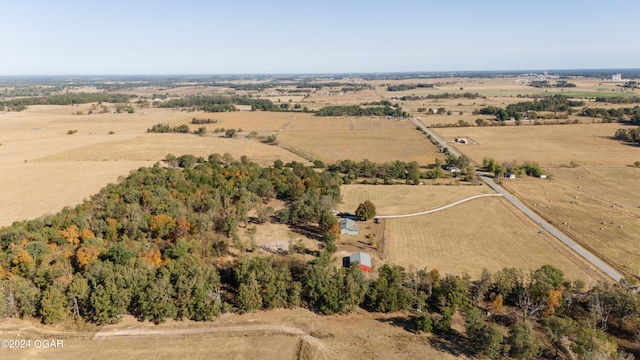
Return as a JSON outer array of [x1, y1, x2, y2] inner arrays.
[[505, 172, 516, 179], [349, 252, 372, 272], [340, 218, 360, 235]]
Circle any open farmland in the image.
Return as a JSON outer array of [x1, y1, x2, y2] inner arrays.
[[0, 106, 306, 226], [277, 117, 443, 164], [433, 123, 640, 167], [340, 184, 602, 282], [384, 196, 602, 282], [500, 166, 640, 277]]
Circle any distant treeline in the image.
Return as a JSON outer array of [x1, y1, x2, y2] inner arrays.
[[398, 92, 483, 101], [190, 118, 218, 124], [386, 83, 433, 91], [529, 80, 577, 88], [581, 106, 640, 123], [157, 95, 280, 112], [595, 96, 640, 104], [0, 93, 132, 111], [476, 95, 585, 121], [315, 105, 409, 118]]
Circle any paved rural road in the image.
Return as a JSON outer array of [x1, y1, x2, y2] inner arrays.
[[411, 117, 625, 282], [481, 175, 624, 282], [375, 194, 503, 219], [411, 117, 462, 157]]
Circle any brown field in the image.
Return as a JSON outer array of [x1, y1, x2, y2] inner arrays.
[[173, 110, 292, 134], [340, 184, 495, 215], [0, 309, 459, 360], [277, 117, 443, 164], [433, 123, 640, 167], [384, 196, 601, 282], [0, 106, 306, 226], [500, 166, 640, 276]]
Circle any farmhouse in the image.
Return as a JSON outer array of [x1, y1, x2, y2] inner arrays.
[[340, 218, 360, 235], [348, 252, 372, 272]]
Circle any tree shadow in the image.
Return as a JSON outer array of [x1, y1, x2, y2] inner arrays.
[[375, 315, 418, 333], [428, 331, 474, 358], [288, 223, 322, 241]]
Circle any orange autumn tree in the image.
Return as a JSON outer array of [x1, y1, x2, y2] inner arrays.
[[59, 225, 80, 245], [12, 249, 36, 277], [141, 249, 163, 267], [149, 214, 176, 240], [80, 228, 96, 242], [75, 246, 100, 269]]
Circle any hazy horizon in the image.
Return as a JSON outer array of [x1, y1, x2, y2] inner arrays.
[[2, 0, 639, 76]]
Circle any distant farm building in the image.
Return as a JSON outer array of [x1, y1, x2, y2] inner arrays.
[[348, 252, 372, 272], [505, 172, 516, 179], [340, 218, 360, 235]]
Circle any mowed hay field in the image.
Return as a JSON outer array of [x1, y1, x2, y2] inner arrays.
[[433, 123, 640, 167], [340, 184, 495, 215], [0, 106, 306, 226], [341, 185, 601, 282], [277, 116, 444, 164], [385, 197, 601, 282], [501, 166, 640, 276]]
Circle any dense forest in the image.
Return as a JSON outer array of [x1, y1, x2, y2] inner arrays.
[[398, 92, 484, 101], [386, 83, 433, 91], [0, 155, 639, 358], [315, 104, 409, 118]]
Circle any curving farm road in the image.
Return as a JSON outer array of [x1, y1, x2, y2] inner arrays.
[[375, 193, 503, 219]]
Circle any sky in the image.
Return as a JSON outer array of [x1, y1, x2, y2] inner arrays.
[[1, 0, 638, 75]]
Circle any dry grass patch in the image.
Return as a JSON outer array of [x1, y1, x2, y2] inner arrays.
[[385, 197, 600, 282], [501, 166, 640, 276], [0, 308, 460, 360], [172, 110, 293, 134], [433, 123, 640, 167], [340, 184, 495, 215], [278, 117, 443, 164], [38, 133, 305, 165]]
